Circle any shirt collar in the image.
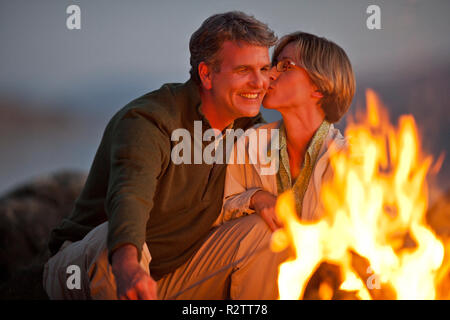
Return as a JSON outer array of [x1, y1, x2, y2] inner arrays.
[[276, 119, 331, 217], [307, 119, 331, 163], [279, 119, 330, 161]]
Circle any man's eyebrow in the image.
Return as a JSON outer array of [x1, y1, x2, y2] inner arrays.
[[233, 63, 271, 69], [233, 65, 249, 70]]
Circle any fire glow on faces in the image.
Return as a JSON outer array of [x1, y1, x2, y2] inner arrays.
[[263, 42, 321, 112], [207, 41, 271, 119]]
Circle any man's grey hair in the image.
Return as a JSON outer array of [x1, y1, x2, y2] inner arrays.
[[189, 11, 277, 85]]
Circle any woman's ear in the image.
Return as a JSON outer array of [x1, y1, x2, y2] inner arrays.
[[311, 90, 324, 98], [198, 62, 212, 90]]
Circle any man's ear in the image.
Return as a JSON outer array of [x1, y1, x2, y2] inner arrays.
[[311, 90, 324, 99], [198, 62, 212, 90]]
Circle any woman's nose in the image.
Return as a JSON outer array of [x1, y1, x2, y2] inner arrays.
[[269, 66, 279, 81]]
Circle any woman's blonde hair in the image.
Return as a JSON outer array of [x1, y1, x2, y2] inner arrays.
[[273, 32, 356, 123]]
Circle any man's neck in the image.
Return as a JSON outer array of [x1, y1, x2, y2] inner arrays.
[[199, 91, 234, 132]]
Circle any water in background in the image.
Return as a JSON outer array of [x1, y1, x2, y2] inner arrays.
[[1, 68, 449, 197]]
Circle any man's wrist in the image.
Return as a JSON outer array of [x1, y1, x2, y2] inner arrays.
[[111, 244, 139, 270]]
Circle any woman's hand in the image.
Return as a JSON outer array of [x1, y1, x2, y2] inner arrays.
[[250, 190, 283, 231]]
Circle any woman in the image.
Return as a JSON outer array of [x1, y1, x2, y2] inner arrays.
[[219, 31, 356, 231]]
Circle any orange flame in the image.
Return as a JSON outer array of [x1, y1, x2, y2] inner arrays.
[[272, 89, 447, 299]]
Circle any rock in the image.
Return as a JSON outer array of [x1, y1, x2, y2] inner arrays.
[[0, 170, 86, 299]]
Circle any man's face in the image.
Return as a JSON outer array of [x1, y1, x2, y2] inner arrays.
[[208, 41, 271, 119]]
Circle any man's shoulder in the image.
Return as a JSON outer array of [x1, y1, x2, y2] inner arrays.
[[107, 80, 199, 132], [123, 81, 194, 117]]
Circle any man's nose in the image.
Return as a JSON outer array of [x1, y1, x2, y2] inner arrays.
[[249, 70, 267, 89]]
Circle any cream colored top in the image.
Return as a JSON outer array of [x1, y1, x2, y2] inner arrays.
[[215, 120, 347, 226]]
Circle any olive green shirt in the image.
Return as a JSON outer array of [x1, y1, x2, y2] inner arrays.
[[48, 79, 264, 280], [276, 120, 331, 217]]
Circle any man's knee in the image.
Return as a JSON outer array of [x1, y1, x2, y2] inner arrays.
[[229, 214, 274, 263], [43, 242, 92, 299], [239, 214, 272, 241], [43, 222, 113, 299]]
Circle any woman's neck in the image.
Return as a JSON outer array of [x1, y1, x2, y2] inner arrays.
[[281, 106, 325, 155], [280, 105, 325, 178]]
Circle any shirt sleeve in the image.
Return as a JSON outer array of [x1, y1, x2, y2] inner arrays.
[[105, 111, 170, 264], [220, 143, 262, 224]]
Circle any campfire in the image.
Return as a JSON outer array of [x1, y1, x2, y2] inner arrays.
[[271, 89, 449, 300]]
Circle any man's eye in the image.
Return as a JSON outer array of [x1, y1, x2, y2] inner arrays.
[[261, 66, 270, 73], [237, 67, 249, 74]]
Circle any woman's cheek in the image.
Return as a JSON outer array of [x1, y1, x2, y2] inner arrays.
[[263, 92, 276, 108]]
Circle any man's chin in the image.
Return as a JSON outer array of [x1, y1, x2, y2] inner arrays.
[[231, 103, 260, 118], [239, 108, 261, 118]]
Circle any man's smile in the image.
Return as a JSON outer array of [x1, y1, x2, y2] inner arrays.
[[238, 92, 263, 100]]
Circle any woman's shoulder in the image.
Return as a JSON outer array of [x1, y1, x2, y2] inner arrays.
[[326, 124, 348, 149]]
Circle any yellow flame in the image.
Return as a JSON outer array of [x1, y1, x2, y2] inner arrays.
[[273, 89, 447, 300]]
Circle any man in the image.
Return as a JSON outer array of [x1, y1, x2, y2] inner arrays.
[[43, 11, 284, 300]]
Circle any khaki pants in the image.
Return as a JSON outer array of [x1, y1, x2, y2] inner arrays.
[[43, 214, 289, 300]]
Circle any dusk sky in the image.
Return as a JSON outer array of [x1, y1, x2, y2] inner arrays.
[[1, 0, 449, 110], [0, 0, 449, 194]]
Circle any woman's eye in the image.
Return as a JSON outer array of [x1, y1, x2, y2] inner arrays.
[[286, 62, 294, 69]]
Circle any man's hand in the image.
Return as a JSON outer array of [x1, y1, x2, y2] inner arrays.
[[111, 244, 157, 300], [250, 190, 283, 231]]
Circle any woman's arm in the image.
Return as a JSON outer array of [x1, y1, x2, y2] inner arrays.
[[221, 158, 282, 231], [221, 159, 263, 222]]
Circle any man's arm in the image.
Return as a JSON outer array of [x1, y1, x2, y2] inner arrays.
[[111, 244, 157, 300], [105, 111, 170, 299]]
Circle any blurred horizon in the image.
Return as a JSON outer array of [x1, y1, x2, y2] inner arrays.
[[1, 0, 449, 196]]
